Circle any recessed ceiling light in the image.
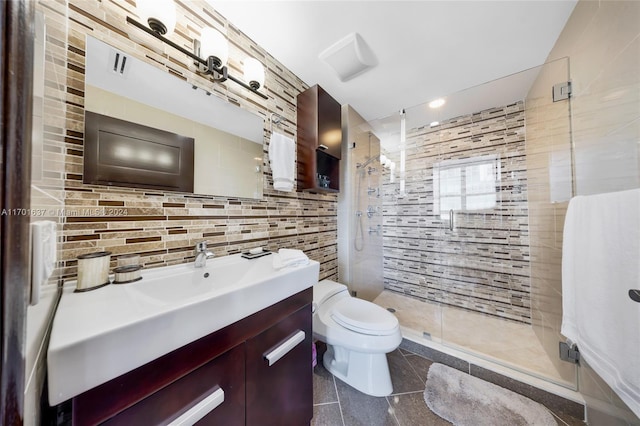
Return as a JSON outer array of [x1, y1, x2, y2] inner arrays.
[[430, 121, 439, 127], [429, 98, 445, 109]]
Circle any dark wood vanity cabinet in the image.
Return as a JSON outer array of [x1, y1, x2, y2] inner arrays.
[[246, 305, 312, 425], [297, 84, 342, 192], [66, 289, 312, 425]]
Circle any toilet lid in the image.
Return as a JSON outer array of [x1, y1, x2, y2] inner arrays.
[[331, 298, 398, 336]]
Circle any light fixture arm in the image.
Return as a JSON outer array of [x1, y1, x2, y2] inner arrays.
[[126, 16, 267, 99], [206, 56, 228, 82]]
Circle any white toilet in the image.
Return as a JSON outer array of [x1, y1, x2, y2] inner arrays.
[[312, 279, 402, 397]]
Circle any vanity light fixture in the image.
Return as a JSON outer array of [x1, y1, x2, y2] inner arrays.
[[126, 2, 268, 99], [243, 57, 266, 90], [136, 0, 176, 36]]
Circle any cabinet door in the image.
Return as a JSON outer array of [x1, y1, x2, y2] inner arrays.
[[246, 305, 312, 425], [101, 344, 245, 426], [317, 86, 342, 160]]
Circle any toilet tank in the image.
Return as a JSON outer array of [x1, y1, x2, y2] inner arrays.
[[314, 280, 348, 306]]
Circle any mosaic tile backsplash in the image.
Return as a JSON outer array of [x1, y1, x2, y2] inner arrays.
[[382, 102, 532, 324], [53, 0, 337, 281]]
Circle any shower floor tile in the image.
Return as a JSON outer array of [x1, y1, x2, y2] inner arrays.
[[372, 290, 569, 386]]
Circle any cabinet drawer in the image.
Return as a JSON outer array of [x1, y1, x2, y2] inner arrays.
[[101, 344, 245, 426], [246, 304, 312, 425]]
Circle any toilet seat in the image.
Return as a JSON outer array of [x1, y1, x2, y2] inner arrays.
[[330, 298, 398, 336]]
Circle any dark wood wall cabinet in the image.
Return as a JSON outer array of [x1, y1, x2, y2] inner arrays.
[[63, 288, 313, 425], [296, 85, 342, 192]]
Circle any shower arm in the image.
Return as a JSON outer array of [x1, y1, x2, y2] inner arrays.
[[356, 155, 380, 169]]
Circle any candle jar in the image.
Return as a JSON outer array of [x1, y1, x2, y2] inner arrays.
[[76, 251, 112, 292], [113, 265, 143, 284]]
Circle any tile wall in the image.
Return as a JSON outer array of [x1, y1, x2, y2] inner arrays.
[[46, 0, 337, 281], [382, 102, 532, 323]]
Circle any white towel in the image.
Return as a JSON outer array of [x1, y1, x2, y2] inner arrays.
[[561, 188, 640, 417], [272, 248, 309, 270], [268, 132, 295, 192]]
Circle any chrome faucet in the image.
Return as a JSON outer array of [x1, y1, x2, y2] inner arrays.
[[194, 241, 214, 268]]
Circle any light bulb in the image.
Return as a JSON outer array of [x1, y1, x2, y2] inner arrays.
[[243, 57, 265, 90], [200, 27, 229, 67], [137, 0, 176, 36]]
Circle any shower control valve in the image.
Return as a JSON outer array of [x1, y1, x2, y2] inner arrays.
[[366, 205, 381, 218], [368, 225, 381, 235]]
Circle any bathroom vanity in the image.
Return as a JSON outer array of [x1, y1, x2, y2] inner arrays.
[[47, 254, 319, 425]]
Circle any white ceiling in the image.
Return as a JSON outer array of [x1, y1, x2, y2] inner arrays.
[[209, 0, 577, 123]]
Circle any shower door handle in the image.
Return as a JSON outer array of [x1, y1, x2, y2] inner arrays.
[[630, 289, 640, 303], [449, 209, 454, 231]]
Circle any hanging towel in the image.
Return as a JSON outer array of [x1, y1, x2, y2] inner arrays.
[[268, 132, 295, 192], [272, 248, 309, 270], [561, 188, 640, 417]]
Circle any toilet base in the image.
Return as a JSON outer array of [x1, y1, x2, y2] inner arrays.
[[323, 344, 393, 397]]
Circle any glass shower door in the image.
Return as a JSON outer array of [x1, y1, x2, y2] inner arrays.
[[432, 59, 577, 389], [370, 58, 577, 390]]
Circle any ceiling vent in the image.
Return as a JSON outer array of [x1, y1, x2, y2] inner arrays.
[[319, 32, 377, 82]]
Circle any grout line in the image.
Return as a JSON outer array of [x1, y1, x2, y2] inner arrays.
[[313, 401, 340, 407], [389, 390, 426, 397], [332, 373, 346, 426], [386, 395, 402, 426], [549, 409, 571, 426], [398, 349, 429, 385]]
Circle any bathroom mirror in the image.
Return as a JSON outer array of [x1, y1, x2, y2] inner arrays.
[[84, 36, 264, 199]]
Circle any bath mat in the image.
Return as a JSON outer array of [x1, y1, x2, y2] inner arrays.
[[424, 363, 557, 426]]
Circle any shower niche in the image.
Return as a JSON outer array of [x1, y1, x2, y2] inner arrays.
[[296, 84, 341, 192]]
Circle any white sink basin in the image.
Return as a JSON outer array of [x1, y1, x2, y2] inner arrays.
[[47, 253, 319, 405]]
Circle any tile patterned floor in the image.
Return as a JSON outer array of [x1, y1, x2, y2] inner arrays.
[[311, 344, 584, 426]]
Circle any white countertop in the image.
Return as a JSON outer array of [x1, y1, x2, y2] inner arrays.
[[47, 253, 319, 405]]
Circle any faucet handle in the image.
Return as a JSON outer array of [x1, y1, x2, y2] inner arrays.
[[195, 241, 210, 253]]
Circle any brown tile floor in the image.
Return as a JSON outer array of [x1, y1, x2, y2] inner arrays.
[[311, 345, 584, 426]]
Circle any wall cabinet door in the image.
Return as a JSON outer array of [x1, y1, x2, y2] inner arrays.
[[297, 85, 342, 192], [316, 86, 342, 160], [245, 305, 312, 425]]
